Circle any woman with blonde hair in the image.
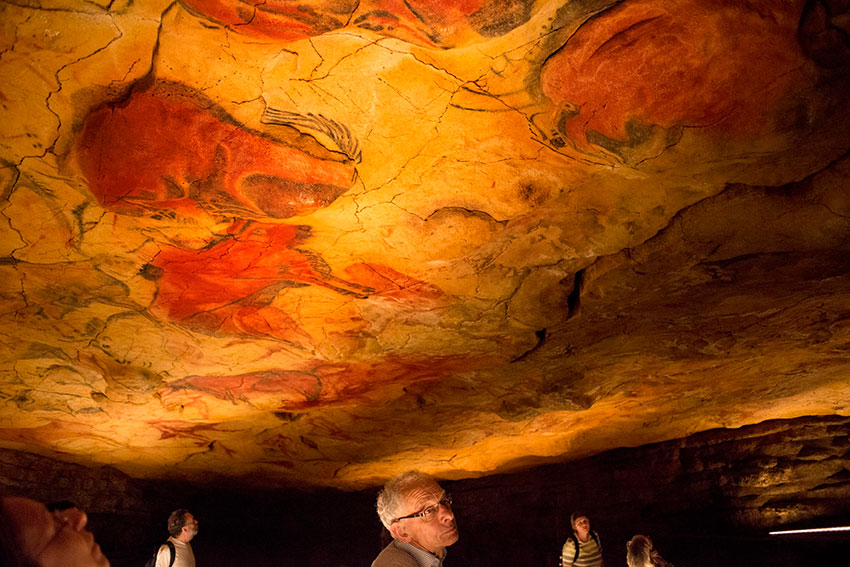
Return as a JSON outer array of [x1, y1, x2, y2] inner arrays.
[[626, 534, 674, 567]]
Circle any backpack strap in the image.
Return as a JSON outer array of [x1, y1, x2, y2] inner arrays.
[[571, 531, 601, 564], [167, 540, 176, 567]]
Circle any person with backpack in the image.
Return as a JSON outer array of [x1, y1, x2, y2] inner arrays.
[[560, 511, 603, 567], [149, 509, 198, 567]]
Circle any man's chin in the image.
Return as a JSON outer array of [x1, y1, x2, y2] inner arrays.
[[442, 528, 459, 545]]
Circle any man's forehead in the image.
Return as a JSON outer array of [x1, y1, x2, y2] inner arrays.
[[3, 497, 52, 559], [403, 480, 443, 507]]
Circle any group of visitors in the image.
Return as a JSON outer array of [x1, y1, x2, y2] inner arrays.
[[372, 471, 675, 567], [558, 511, 673, 567], [0, 471, 672, 567]]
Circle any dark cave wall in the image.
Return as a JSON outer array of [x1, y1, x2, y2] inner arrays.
[[1, 415, 848, 567], [445, 414, 850, 567], [0, 448, 194, 565], [0, 448, 379, 567]]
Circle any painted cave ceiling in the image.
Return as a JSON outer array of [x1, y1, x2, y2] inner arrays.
[[1, 0, 850, 490]]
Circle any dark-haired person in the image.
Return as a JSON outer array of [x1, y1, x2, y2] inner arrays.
[[154, 509, 199, 567], [561, 511, 603, 567], [0, 495, 109, 567]]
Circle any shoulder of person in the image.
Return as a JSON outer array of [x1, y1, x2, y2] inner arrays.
[[372, 540, 420, 567]]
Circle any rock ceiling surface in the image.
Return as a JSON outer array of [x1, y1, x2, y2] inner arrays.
[[1, 0, 850, 490]]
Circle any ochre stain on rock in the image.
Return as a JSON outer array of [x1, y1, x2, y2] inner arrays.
[[1, 0, 848, 490]]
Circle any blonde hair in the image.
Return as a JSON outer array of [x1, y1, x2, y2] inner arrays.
[[626, 534, 653, 567]]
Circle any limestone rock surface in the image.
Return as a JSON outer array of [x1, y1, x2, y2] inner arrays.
[[1, 0, 849, 489]]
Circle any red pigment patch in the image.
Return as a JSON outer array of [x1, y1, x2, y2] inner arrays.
[[344, 262, 444, 302], [150, 420, 223, 441], [312, 355, 481, 403], [541, 0, 806, 148], [77, 83, 444, 341], [179, 0, 529, 47], [148, 222, 349, 340], [168, 370, 322, 404], [147, 224, 445, 339], [163, 356, 484, 414], [76, 81, 355, 220], [179, 0, 357, 42]]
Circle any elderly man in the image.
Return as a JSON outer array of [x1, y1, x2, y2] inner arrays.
[[373, 471, 459, 567], [154, 509, 199, 567]]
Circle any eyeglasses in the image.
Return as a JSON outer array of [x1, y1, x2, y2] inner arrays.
[[31, 508, 76, 565], [392, 494, 452, 523]]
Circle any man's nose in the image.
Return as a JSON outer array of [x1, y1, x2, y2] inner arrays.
[[438, 502, 454, 522]]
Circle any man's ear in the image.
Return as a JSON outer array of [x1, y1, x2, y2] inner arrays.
[[389, 522, 409, 542]]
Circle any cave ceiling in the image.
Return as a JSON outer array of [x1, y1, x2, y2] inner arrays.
[[1, 0, 850, 490]]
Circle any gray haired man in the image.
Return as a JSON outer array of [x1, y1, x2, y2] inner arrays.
[[372, 471, 459, 567], [155, 509, 199, 567]]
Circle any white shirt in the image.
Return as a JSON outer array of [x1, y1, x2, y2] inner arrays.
[[155, 537, 195, 567]]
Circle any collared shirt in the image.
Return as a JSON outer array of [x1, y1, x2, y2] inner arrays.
[[398, 540, 444, 567], [372, 539, 445, 567]]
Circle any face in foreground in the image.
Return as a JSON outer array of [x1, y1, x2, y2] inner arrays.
[[2, 497, 110, 567], [390, 479, 459, 556], [573, 516, 591, 541]]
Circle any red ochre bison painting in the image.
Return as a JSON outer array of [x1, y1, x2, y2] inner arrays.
[[538, 0, 808, 157], [159, 356, 482, 418], [76, 80, 443, 342], [144, 221, 366, 342], [76, 80, 357, 221], [178, 0, 536, 48], [144, 220, 443, 341]]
